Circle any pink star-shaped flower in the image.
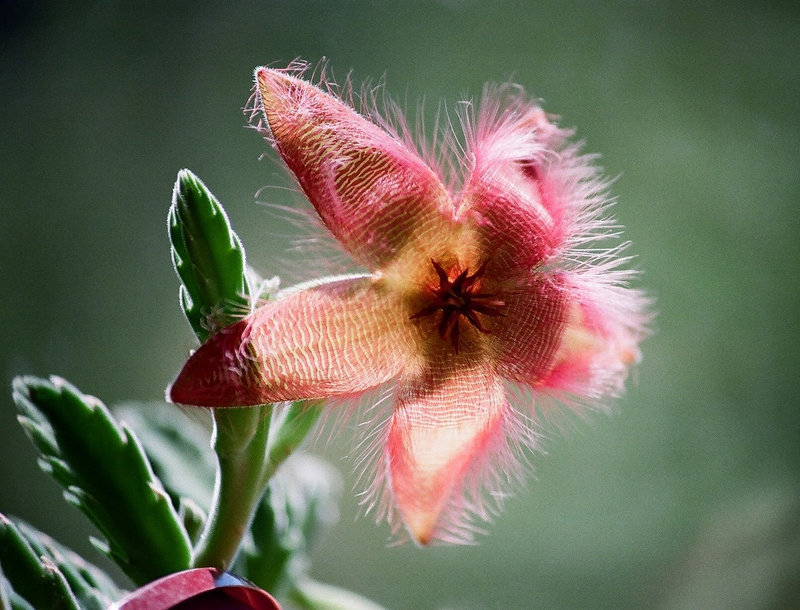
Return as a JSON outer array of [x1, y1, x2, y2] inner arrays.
[[169, 63, 650, 544]]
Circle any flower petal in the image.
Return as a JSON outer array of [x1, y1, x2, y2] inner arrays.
[[459, 164, 557, 275], [494, 275, 570, 384], [386, 360, 509, 544], [111, 568, 281, 610], [456, 101, 561, 274], [254, 67, 454, 269], [169, 275, 414, 407], [536, 275, 651, 401], [457, 92, 609, 277]]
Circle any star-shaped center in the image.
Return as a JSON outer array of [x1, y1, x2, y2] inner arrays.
[[410, 259, 506, 352]]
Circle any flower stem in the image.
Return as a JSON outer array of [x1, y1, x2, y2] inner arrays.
[[190, 401, 323, 570], [191, 406, 271, 570]]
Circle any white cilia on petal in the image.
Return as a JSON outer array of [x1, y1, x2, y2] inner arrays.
[[170, 61, 652, 545]]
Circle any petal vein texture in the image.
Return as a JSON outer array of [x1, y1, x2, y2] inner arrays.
[[171, 61, 652, 544]]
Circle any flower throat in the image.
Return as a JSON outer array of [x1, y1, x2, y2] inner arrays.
[[410, 259, 506, 352]]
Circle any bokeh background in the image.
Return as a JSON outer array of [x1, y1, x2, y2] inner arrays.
[[2, 2, 798, 608]]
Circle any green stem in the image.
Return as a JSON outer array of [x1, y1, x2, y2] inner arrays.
[[191, 406, 271, 569], [266, 401, 324, 476], [190, 401, 323, 570]]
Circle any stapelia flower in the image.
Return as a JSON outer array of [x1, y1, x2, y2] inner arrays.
[[169, 63, 650, 544]]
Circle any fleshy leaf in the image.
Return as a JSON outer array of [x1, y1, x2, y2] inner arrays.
[[233, 454, 340, 596], [178, 498, 208, 546], [290, 578, 387, 610], [6, 589, 35, 610], [12, 376, 192, 585], [114, 403, 214, 545], [169, 168, 251, 342], [115, 402, 215, 509], [0, 513, 122, 610]]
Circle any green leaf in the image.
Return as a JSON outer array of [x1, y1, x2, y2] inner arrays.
[[12, 376, 192, 585], [266, 402, 324, 472], [0, 514, 81, 610], [0, 515, 123, 610], [115, 403, 214, 545], [115, 402, 215, 509], [169, 169, 250, 342], [178, 498, 207, 546], [6, 589, 36, 610], [233, 454, 340, 596], [290, 578, 387, 610]]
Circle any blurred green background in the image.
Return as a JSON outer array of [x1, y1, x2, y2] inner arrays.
[[2, 2, 798, 608]]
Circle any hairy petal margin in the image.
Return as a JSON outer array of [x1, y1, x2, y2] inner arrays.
[[169, 275, 416, 407]]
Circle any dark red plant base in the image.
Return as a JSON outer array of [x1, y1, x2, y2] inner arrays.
[[110, 568, 281, 610]]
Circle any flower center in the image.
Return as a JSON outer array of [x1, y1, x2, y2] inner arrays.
[[410, 259, 506, 352]]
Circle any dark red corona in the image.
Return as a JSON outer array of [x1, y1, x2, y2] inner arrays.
[[410, 259, 506, 351]]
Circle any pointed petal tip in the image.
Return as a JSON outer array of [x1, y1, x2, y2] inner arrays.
[[405, 512, 436, 546], [387, 371, 510, 546], [254, 66, 295, 104], [168, 320, 266, 408], [254, 66, 274, 88]]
